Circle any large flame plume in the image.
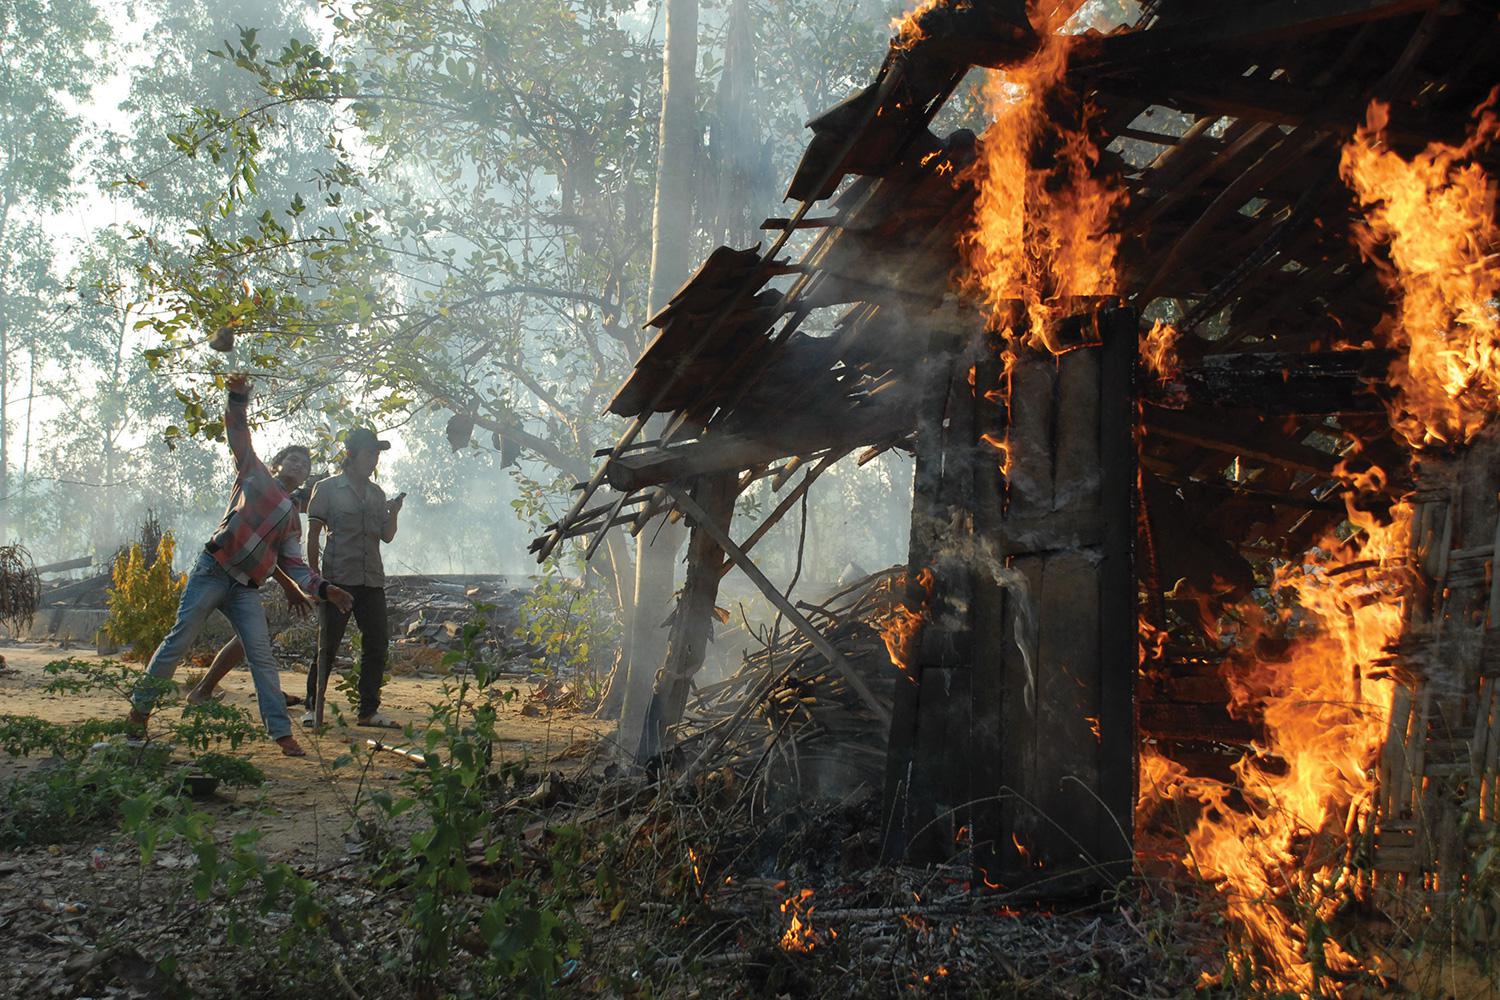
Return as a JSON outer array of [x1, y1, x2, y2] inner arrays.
[[1340, 91, 1500, 449], [963, 0, 1125, 353], [1142, 504, 1411, 993]]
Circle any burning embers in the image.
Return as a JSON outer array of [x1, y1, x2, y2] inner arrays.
[[778, 888, 833, 953], [962, 0, 1125, 353], [1340, 90, 1500, 449]]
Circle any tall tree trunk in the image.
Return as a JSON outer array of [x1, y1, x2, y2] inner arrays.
[[707, 0, 766, 248], [0, 197, 12, 544], [618, 0, 700, 758], [0, 311, 9, 545], [21, 338, 33, 479]]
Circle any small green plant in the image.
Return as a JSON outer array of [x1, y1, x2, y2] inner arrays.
[[363, 605, 580, 995], [0, 660, 266, 847], [189, 752, 265, 788], [520, 571, 619, 689], [175, 698, 259, 753], [0, 741, 171, 848], [105, 533, 186, 660]]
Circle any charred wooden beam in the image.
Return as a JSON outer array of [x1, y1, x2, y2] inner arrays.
[[640, 472, 740, 762], [1076, 0, 1441, 74], [1171, 348, 1395, 414], [1143, 406, 1344, 477], [606, 405, 911, 492], [716, 450, 847, 577]]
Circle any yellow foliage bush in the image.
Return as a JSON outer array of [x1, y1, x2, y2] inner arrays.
[[105, 534, 186, 661]]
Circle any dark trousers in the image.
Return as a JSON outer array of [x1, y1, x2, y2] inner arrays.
[[310, 585, 388, 717]]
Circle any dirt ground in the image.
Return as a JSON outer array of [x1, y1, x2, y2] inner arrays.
[[0, 639, 616, 863], [0, 639, 621, 997]]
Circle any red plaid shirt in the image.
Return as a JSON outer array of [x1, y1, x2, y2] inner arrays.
[[204, 390, 328, 597]]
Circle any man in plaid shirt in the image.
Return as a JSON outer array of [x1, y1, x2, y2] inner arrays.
[[129, 374, 354, 756]]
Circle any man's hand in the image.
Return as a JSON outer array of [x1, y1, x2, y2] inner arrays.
[[226, 371, 252, 396], [279, 581, 314, 618], [326, 585, 354, 614], [386, 493, 405, 514]]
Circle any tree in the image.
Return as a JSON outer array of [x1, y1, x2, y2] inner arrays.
[[616, 0, 700, 754], [0, 0, 110, 541], [122, 0, 910, 684]]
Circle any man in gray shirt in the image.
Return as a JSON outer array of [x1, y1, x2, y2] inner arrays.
[[304, 427, 404, 727]]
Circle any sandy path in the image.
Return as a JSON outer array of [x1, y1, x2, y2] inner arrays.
[[0, 640, 615, 863]]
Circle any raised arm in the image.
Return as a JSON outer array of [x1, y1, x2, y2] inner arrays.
[[223, 372, 261, 478]]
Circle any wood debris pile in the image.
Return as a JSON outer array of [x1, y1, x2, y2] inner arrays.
[[669, 569, 906, 799]]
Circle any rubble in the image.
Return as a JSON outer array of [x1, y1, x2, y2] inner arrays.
[[24, 572, 553, 674]]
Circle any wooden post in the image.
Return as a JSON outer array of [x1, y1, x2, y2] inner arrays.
[[638, 471, 739, 762], [982, 308, 1136, 892]]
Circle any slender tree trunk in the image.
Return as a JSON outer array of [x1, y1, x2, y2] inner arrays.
[[0, 311, 9, 545], [597, 529, 637, 719], [97, 313, 127, 557], [0, 197, 12, 544], [618, 0, 700, 757], [21, 339, 32, 479]]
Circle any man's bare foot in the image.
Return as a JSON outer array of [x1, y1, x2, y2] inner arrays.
[[186, 688, 209, 707], [126, 708, 150, 733], [276, 735, 307, 757]]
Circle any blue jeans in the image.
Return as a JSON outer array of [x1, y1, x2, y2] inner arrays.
[[131, 550, 293, 740]]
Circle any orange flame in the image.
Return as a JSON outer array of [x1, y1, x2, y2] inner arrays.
[[963, 1, 1124, 353], [881, 568, 935, 682], [890, 0, 944, 50], [779, 888, 823, 952], [1140, 319, 1181, 383], [1340, 91, 1500, 448], [1143, 503, 1411, 993]]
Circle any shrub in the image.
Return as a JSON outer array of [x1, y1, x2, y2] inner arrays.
[[106, 533, 186, 660]]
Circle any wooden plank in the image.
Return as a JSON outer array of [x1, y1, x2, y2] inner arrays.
[[997, 554, 1046, 884], [881, 353, 948, 862], [607, 407, 910, 491], [1054, 346, 1102, 513], [909, 667, 972, 860], [918, 357, 978, 672], [969, 344, 1009, 882], [1006, 348, 1057, 518], [1178, 349, 1394, 414], [1033, 551, 1103, 874]]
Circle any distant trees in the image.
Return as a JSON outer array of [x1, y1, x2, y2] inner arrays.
[[0, 0, 110, 541], [6, 0, 920, 606]]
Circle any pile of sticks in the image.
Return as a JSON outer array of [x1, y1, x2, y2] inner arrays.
[[669, 569, 905, 796]]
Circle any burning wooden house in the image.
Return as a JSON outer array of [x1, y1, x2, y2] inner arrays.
[[535, 0, 1500, 987]]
